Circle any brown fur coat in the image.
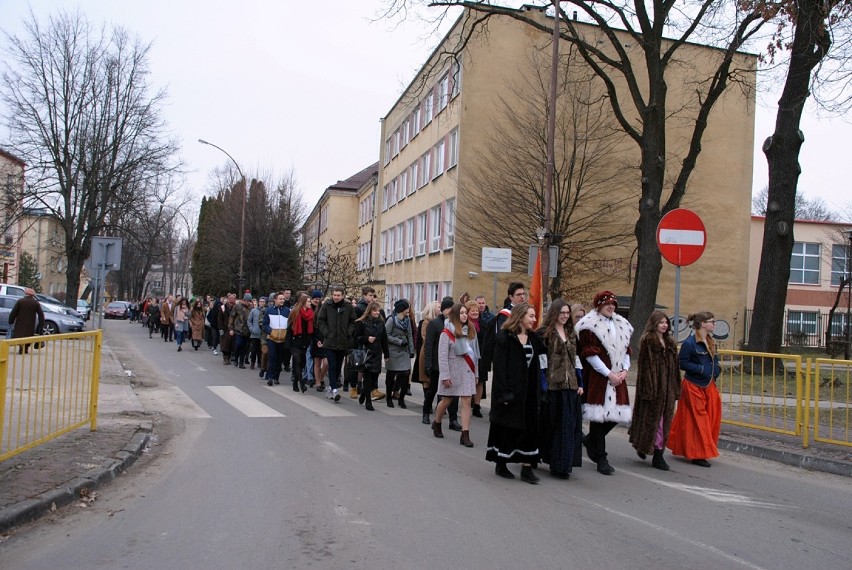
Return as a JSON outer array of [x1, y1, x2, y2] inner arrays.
[[628, 333, 681, 455]]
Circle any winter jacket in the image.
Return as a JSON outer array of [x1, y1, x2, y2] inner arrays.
[[263, 305, 291, 343], [385, 315, 414, 371], [423, 315, 446, 376], [354, 316, 389, 374], [678, 334, 721, 388], [539, 327, 580, 391], [316, 299, 355, 351], [489, 329, 545, 430], [229, 302, 250, 336], [248, 307, 261, 338]]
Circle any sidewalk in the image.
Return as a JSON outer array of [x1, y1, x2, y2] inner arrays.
[[0, 332, 153, 534], [1, 340, 850, 536]]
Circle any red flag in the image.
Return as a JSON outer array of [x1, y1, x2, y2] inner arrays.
[[529, 247, 544, 327]]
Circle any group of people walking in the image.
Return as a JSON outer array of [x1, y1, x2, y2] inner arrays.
[[132, 282, 723, 484]]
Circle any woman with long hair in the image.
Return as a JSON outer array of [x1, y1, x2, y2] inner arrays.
[[433, 303, 479, 447], [465, 300, 486, 418], [353, 301, 389, 411], [385, 299, 415, 408], [668, 311, 722, 467], [537, 299, 584, 480], [413, 300, 440, 423], [286, 293, 314, 393], [485, 303, 546, 483], [628, 310, 680, 471], [174, 298, 190, 352], [189, 298, 206, 351]]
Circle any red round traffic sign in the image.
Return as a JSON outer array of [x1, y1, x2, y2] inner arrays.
[[656, 208, 706, 266]]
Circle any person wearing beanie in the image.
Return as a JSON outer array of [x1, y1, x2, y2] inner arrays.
[[385, 299, 414, 409], [423, 297, 460, 430], [576, 290, 633, 475]]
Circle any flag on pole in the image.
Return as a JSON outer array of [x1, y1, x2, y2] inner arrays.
[[529, 247, 544, 327]]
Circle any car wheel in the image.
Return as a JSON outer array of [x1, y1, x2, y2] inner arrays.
[[42, 321, 58, 335]]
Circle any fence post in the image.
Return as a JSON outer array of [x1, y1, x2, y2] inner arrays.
[[0, 340, 7, 446], [89, 331, 103, 431], [803, 358, 811, 449]]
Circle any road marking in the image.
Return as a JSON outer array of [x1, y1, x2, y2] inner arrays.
[[376, 405, 415, 416], [207, 386, 285, 417], [267, 388, 356, 417], [571, 494, 768, 570], [623, 469, 787, 509]]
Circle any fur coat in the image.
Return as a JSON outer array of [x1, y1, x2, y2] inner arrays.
[[576, 309, 633, 425], [627, 334, 681, 455]]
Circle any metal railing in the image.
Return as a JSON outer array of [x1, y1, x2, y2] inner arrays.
[[0, 331, 102, 462], [718, 349, 851, 448]]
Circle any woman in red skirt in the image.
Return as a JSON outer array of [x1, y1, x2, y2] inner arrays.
[[668, 311, 722, 467]]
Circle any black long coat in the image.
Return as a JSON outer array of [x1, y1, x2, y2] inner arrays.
[[354, 316, 389, 374], [489, 330, 545, 430]]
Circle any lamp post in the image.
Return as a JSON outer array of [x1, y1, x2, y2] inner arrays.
[[198, 138, 247, 289], [540, 0, 562, 304]]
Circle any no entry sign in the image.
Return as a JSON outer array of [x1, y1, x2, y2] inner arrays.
[[656, 209, 706, 266]]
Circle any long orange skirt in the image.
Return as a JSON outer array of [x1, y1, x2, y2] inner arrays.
[[667, 379, 721, 460]]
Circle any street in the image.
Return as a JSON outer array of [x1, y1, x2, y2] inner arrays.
[[1, 320, 851, 569]]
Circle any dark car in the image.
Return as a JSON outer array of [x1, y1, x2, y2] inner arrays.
[[105, 301, 130, 319]]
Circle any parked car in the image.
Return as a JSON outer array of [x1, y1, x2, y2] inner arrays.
[[0, 294, 85, 335], [35, 293, 83, 320], [105, 301, 130, 319], [77, 300, 92, 321]]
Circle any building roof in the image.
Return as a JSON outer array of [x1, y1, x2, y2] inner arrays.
[[327, 162, 379, 192], [0, 147, 26, 167]]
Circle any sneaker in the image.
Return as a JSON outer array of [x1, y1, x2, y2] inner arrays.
[[325, 387, 333, 399], [332, 389, 341, 402], [213, 349, 218, 355]]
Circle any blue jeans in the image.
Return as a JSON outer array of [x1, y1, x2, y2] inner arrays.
[[304, 344, 314, 382], [175, 329, 185, 346]]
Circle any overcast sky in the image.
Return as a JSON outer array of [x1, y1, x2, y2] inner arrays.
[[1, 1, 849, 214]]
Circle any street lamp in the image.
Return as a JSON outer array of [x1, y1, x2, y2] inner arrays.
[[198, 138, 247, 289]]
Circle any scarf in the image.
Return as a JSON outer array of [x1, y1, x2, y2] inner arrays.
[[470, 317, 480, 334], [444, 321, 481, 361], [292, 306, 314, 336], [393, 313, 409, 331]]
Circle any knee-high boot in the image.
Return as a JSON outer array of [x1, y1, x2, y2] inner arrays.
[[364, 376, 375, 411], [386, 377, 395, 408], [397, 377, 409, 409]]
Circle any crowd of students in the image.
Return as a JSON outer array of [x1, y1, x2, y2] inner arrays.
[[133, 283, 722, 484]]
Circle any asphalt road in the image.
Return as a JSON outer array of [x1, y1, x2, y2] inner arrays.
[[1, 321, 851, 569]]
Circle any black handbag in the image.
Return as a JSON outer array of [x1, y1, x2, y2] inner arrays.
[[347, 348, 367, 371]]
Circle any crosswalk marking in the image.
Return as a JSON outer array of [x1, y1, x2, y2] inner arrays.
[[267, 388, 357, 417], [207, 386, 285, 417]]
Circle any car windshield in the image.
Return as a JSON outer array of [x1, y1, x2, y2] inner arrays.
[[108, 303, 124, 309]]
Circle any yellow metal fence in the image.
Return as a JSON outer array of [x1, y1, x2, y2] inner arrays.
[[0, 331, 102, 462], [718, 349, 852, 448]]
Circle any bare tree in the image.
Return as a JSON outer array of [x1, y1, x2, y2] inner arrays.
[[751, 186, 833, 221], [747, 0, 852, 353], [385, 0, 768, 342], [1, 9, 180, 304], [458, 47, 635, 301], [304, 239, 361, 299]]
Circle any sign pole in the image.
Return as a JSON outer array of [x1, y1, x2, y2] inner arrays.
[[493, 273, 498, 312], [674, 265, 681, 337]]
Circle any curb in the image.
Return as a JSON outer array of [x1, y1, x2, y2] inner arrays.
[[0, 421, 153, 534], [718, 437, 852, 478]]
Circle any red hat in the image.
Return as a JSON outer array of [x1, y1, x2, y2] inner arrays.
[[593, 291, 618, 308]]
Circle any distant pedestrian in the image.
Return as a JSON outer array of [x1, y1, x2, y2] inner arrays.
[[384, 299, 414, 409], [434, 302, 478, 447], [147, 298, 161, 339], [353, 301, 389, 411], [189, 298, 205, 351], [9, 288, 45, 354], [174, 298, 189, 352], [263, 292, 291, 386], [628, 310, 680, 471], [285, 293, 314, 393], [667, 312, 722, 468]]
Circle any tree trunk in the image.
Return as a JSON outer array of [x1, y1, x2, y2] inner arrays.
[[748, 0, 830, 353]]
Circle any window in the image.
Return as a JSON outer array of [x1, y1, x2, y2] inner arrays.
[[438, 72, 449, 111], [445, 199, 455, 249], [430, 205, 442, 252], [393, 129, 401, 157], [319, 206, 329, 233], [415, 283, 425, 311], [451, 60, 461, 98], [786, 310, 818, 336], [384, 139, 391, 165], [402, 118, 410, 147], [830, 313, 849, 338], [433, 139, 445, 179], [831, 243, 850, 286], [417, 212, 427, 256], [388, 228, 396, 263], [412, 105, 421, 136], [399, 171, 408, 202], [395, 224, 404, 261], [428, 282, 440, 302], [442, 281, 452, 298], [448, 129, 459, 168], [390, 178, 399, 207], [379, 230, 387, 265], [409, 162, 419, 195], [405, 218, 415, 259], [424, 91, 433, 124], [790, 242, 820, 285], [421, 152, 431, 187]]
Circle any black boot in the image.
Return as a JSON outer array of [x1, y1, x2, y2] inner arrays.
[[472, 404, 483, 418], [422, 411, 430, 425], [652, 449, 670, 471], [397, 379, 408, 409], [386, 380, 395, 408], [448, 418, 462, 432], [520, 465, 540, 484], [495, 462, 515, 479]]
